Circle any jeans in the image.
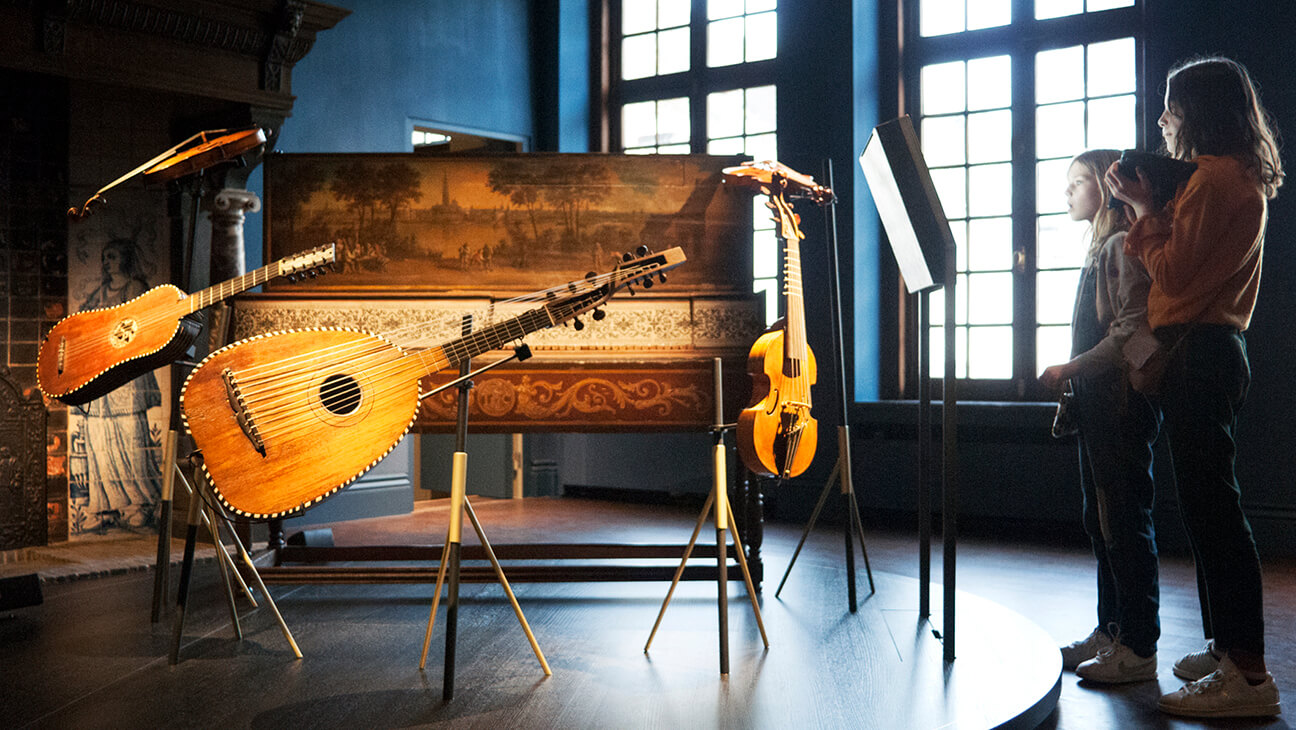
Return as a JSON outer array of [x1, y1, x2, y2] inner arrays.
[[1156, 324, 1264, 658], [1074, 371, 1162, 657]]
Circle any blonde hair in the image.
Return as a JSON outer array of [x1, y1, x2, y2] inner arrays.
[[1070, 149, 1129, 259]]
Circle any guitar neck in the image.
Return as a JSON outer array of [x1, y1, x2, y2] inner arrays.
[[185, 260, 285, 314]]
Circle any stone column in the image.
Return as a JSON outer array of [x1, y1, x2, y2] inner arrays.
[[207, 188, 260, 282]]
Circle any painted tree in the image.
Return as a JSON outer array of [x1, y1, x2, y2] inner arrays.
[[330, 160, 381, 241], [540, 160, 611, 252], [269, 160, 327, 246], [487, 160, 546, 267], [374, 161, 422, 223]]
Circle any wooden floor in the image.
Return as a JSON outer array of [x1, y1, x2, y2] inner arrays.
[[2, 495, 1293, 729]]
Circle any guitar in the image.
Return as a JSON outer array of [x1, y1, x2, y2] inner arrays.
[[179, 246, 687, 519], [38, 243, 337, 406], [732, 173, 819, 479]]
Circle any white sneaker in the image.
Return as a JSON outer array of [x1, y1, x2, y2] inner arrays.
[[1076, 641, 1157, 683], [1159, 656, 1282, 718], [1173, 639, 1222, 681], [1060, 627, 1112, 671]]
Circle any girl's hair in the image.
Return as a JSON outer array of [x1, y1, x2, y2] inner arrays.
[[1164, 56, 1284, 199], [1071, 149, 1128, 259]]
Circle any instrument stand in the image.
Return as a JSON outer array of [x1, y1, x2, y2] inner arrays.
[[772, 160, 874, 611], [417, 323, 550, 699], [150, 169, 211, 621], [644, 358, 769, 675], [169, 450, 301, 665]]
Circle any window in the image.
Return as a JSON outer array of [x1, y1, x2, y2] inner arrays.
[[608, 0, 780, 323], [903, 0, 1141, 399]]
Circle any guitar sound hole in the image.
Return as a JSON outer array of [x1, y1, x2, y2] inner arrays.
[[319, 373, 362, 416]]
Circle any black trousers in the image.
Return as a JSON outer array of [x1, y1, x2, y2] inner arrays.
[[1156, 324, 1264, 658]]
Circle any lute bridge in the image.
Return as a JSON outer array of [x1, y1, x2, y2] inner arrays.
[[222, 367, 266, 456]]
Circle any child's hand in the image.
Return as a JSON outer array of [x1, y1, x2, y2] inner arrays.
[[1039, 363, 1072, 390], [1104, 161, 1153, 220]]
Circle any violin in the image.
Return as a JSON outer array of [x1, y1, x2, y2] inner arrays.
[[68, 126, 266, 220], [725, 162, 824, 479]]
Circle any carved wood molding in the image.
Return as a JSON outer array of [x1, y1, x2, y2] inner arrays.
[[1, 0, 349, 108], [414, 362, 751, 433]]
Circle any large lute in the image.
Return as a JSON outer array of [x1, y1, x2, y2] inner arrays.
[[180, 247, 686, 519], [38, 244, 336, 405]]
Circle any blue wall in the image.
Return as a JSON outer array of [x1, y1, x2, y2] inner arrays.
[[852, 0, 881, 401], [246, 0, 535, 269]]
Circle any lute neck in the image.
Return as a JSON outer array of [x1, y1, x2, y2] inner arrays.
[[416, 303, 560, 377]]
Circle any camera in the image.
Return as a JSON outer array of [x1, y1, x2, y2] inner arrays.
[[1107, 150, 1198, 210]]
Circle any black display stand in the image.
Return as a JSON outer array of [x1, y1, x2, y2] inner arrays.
[[167, 451, 301, 664], [643, 358, 768, 675], [773, 159, 875, 612], [416, 316, 550, 699], [859, 115, 960, 662]]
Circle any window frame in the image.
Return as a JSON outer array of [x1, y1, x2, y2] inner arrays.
[[897, 0, 1146, 401], [604, 2, 778, 156]]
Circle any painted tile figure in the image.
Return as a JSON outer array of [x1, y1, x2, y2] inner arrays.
[[68, 238, 164, 534]]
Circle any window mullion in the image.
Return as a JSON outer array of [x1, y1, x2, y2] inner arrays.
[[690, 0, 708, 154], [1011, 47, 1037, 395]]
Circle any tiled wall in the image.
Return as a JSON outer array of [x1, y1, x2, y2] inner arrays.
[[0, 70, 70, 544]]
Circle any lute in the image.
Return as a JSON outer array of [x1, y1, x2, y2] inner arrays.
[[180, 246, 686, 519], [38, 243, 337, 405]]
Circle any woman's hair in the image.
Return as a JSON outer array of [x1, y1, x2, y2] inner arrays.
[[1164, 56, 1284, 199], [1071, 149, 1128, 259], [100, 238, 150, 283]]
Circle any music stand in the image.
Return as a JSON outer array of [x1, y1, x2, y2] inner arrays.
[[858, 115, 960, 662]]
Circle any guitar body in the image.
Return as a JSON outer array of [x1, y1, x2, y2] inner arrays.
[[37, 243, 337, 406], [181, 328, 422, 519], [737, 321, 818, 479], [37, 285, 199, 405]]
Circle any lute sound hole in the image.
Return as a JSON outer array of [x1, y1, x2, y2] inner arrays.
[[319, 373, 362, 416]]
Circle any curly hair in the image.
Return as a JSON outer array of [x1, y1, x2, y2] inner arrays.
[[1163, 56, 1284, 199]]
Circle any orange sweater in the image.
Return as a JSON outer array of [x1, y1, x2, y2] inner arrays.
[[1123, 154, 1266, 331]]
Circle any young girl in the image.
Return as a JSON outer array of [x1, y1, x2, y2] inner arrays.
[[1041, 149, 1160, 684], [1107, 55, 1283, 718]]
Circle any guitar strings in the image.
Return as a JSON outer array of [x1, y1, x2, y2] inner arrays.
[[200, 265, 655, 434], [57, 248, 332, 364]]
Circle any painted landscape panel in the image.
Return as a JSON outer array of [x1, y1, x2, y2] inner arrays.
[[264, 152, 754, 294]]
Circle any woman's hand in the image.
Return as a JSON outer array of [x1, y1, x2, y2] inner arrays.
[[1039, 363, 1074, 391], [1104, 161, 1154, 221]]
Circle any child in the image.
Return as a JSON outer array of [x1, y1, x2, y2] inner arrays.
[[1107, 55, 1283, 718], [1040, 149, 1160, 684]]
